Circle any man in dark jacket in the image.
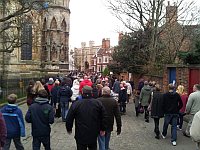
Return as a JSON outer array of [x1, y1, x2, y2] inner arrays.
[[66, 85, 107, 150], [25, 89, 54, 150], [97, 86, 122, 150], [57, 79, 73, 122], [161, 84, 183, 146]]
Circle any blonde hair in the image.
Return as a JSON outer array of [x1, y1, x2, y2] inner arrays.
[[32, 81, 45, 94], [176, 85, 185, 95]]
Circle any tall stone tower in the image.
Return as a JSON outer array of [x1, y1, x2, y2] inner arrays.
[[41, 0, 70, 74]]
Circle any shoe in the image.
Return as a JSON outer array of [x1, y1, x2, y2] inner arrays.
[[177, 125, 182, 131], [155, 135, 160, 139], [172, 141, 176, 146], [160, 132, 166, 139], [183, 132, 190, 138]]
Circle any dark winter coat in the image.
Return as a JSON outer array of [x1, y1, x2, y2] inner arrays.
[[150, 91, 164, 118], [118, 88, 127, 103], [163, 91, 183, 114], [97, 95, 121, 132], [112, 81, 120, 93], [57, 85, 73, 103], [51, 85, 60, 106], [25, 97, 54, 137], [66, 97, 107, 145], [1, 104, 25, 138]]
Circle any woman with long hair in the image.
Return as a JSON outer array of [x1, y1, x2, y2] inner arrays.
[[176, 85, 188, 130]]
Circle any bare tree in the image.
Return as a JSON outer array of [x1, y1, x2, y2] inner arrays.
[[0, 0, 50, 53], [106, 0, 200, 70]]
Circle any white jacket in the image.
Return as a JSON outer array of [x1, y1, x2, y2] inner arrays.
[[190, 110, 200, 142], [71, 79, 80, 101]]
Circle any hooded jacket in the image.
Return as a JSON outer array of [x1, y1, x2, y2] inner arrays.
[[140, 85, 152, 106], [163, 91, 183, 114], [71, 79, 80, 101], [1, 104, 25, 138], [25, 97, 54, 137]]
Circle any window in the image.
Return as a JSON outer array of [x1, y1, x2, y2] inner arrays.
[[21, 23, 32, 60], [105, 57, 108, 63]]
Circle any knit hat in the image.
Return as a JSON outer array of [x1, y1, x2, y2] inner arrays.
[[102, 86, 111, 95], [82, 85, 92, 94]]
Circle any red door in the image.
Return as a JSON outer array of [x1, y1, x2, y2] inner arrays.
[[189, 69, 200, 94]]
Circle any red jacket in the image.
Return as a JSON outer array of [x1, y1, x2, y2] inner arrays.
[[79, 79, 92, 93], [180, 94, 188, 113], [0, 112, 7, 148]]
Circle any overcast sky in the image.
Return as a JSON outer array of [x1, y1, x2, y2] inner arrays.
[[69, 0, 124, 49], [68, 0, 199, 49]]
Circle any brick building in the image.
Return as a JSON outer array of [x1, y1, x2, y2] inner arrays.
[[91, 38, 114, 73]]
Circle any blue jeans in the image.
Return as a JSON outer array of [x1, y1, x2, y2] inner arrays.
[[98, 132, 111, 150], [162, 114, 178, 142], [60, 101, 69, 121]]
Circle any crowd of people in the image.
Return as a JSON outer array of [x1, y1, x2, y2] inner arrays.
[[0, 72, 200, 150]]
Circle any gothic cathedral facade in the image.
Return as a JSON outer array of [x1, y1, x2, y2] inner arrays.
[[0, 0, 70, 80]]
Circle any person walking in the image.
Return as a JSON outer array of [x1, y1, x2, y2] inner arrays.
[[0, 112, 7, 150], [79, 75, 92, 93], [66, 85, 107, 150], [140, 81, 152, 123], [25, 89, 54, 150], [118, 83, 127, 115], [176, 85, 188, 130], [183, 84, 200, 137], [161, 84, 183, 146], [149, 84, 164, 139], [57, 79, 73, 122], [1, 94, 25, 150], [97, 86, 122, 150]]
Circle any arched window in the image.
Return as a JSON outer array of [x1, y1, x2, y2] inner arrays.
[[21, 19, 32, 60]]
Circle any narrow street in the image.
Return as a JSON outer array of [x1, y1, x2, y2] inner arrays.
[[9, 101, 196, 150]]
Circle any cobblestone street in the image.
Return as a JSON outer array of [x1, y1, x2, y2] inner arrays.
[[11, 101, 196, 150]]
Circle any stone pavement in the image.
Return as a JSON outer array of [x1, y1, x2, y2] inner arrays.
[[10, 101, 196, 150]]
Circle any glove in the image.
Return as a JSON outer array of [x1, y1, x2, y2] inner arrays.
[[117, 128, 121, 135]]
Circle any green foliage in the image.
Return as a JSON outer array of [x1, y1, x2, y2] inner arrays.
[[102, 67, 109, 76], [178, 40, 200, 64], [111, 31, 150, 74]]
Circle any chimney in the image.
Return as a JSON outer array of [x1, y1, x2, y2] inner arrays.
[[166, 1, 178, 23], [118, 32, 123, 43], [102, 38, 110, 49]]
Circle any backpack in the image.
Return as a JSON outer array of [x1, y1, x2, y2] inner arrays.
[[59, 85, 72, 97]]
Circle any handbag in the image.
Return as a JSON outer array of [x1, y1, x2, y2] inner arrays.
[[138, 103, 144, 114]]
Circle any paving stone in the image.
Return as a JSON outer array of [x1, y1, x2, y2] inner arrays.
[[8, 102, 196, 150]]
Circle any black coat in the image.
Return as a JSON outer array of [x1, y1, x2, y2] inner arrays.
[[25, 97, 54, 137], [97, 96, 121, 132], [66, 97, 107, 145], [150, 91, 164, 118]]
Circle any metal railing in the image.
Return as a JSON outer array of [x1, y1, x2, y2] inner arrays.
[[0, 77, 40, 102]]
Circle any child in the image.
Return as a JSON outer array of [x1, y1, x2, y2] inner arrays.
[[1, 94, 25, 150], [134, 90, 140, 117]]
